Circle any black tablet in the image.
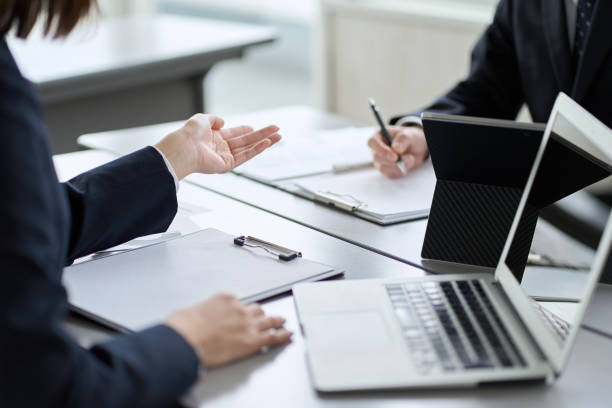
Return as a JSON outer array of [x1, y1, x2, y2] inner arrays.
[[420, 112, 610, 274]]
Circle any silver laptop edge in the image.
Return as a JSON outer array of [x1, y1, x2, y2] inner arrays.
[[493, 93, 612, 375]]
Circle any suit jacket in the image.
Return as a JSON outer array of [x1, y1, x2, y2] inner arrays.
[[391, 0, 612, 128], [0, 38, 198, 407]]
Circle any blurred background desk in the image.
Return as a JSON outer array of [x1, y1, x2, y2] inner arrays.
[[54, 149, 612, 408], [9, 14, 276, 154]]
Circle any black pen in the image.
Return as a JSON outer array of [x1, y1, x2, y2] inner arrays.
[[368, 98, 401, 163]]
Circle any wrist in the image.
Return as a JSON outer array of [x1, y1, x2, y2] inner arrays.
[[166, 315, 203, 362], [154, 132, 197, 180], [406, 124, 429, 161], [416, 126, 430, 160]]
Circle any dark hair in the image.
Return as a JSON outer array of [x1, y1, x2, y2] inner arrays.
[[0, 0, 98, 39]]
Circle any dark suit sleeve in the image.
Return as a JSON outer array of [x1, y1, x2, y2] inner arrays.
[[391, 0, 524, 124], [0, 38, 199, 407], [63, 146, 179, 264]]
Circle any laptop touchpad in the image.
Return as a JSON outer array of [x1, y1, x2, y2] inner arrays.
[[308, 311, 391, 350]]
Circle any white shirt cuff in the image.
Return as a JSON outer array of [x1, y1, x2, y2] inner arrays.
[[152, 146, 179, 193], [395, 115, 423, 127], [395, 115, 430, 161]]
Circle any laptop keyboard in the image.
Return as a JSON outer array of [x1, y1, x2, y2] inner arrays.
[[386, 280, 525, 374]]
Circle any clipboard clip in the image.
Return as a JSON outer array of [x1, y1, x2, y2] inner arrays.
[[234, 235, 302, 261], [313, 191, 366, 212]]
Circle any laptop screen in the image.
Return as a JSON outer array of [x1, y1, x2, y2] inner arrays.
[[500, 99, 612, 361]]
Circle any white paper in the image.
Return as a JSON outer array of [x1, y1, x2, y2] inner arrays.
[[233, 127, 376, 182]]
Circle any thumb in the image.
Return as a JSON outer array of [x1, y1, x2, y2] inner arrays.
[[206, 115, 225, 130]]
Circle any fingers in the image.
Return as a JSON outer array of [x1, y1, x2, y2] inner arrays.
[[245, 303, 264, 317], [400, 153, 424, 171], [232, 135, 281, 167], [369, 131, 403, 178], [220, 125, 254, 139], [372, 151, 398, 164], [267, 133, 282, 145], [233, 132, 281, 155], [225, 125, 280, 150], [258, 329, 293, 348], [188, 113, 225, 130], [374, 161, 404, 179], [369, 126, 429, 177], [250, 310, 292, 348], [256, 316, 286, 331], [391, 132, 412, 155], [368, 133, 396, 158]]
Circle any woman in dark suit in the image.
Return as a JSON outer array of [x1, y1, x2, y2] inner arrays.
[[0, 1, 291, 406]]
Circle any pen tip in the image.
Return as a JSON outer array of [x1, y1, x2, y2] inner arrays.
[[368, 97, 375, 105]]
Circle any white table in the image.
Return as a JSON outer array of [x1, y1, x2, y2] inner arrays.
[[55, 150, 612, 408], [9, 15, 276, 153], [77, 106, 592, 276], [582, 283, 612, 338], [78, 106, 430, 268]]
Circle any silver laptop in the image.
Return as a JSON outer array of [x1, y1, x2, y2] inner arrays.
[[293, 93, 612, 391]]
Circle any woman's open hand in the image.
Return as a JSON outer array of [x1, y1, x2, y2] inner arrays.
[[155, 114, 281, 180]]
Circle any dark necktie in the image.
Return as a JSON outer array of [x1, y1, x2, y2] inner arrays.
[[574, 0, 598, 69]]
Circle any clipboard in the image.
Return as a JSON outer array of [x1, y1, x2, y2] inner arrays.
[[277, 161, 437, 225], [63, 228, 343, 333]]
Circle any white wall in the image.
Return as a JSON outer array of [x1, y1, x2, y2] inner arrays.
[[319, 0, 497, 123]]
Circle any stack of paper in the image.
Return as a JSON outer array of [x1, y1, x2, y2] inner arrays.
[[233, 127, 375, 183]]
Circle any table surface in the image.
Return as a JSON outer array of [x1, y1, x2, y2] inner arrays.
[[77, 106, 431, 268], [582, 283, 612, 338], [77, 106, 595, 274], [54, 149, 612, 408], [54, 150, 423, 284], [8, 14, 276, 101]]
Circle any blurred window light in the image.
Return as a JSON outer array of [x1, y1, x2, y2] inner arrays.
[[159, 0, 317, 23]]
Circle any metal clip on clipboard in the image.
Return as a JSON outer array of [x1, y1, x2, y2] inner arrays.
[[312, 191, 366, 212], [234, 236, 302, 261]]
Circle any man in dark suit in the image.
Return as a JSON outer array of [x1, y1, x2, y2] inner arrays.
[[368, 0, 611, 177]]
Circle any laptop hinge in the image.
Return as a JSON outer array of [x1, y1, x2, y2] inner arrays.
[[490, 281, 550, 366]]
